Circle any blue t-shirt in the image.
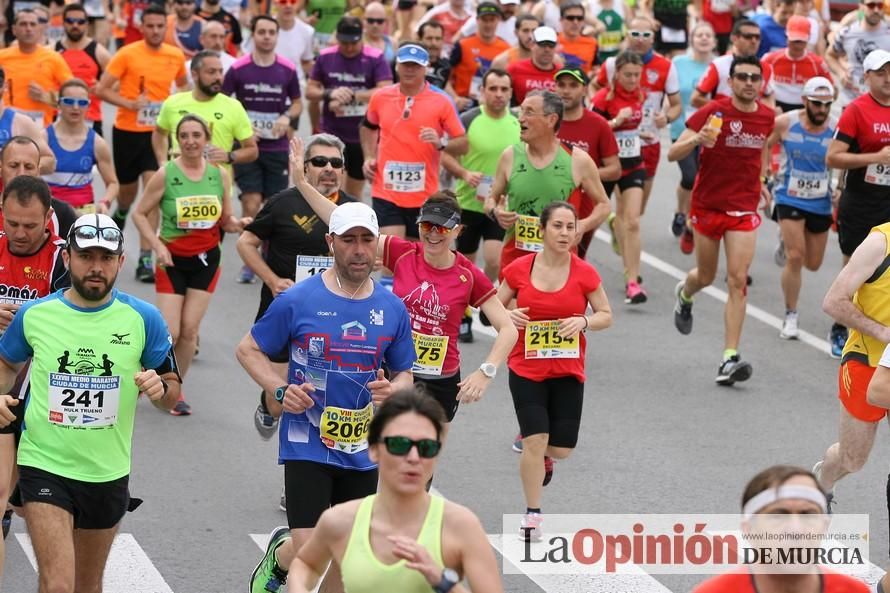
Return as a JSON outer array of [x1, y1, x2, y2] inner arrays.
[[671, 53, 711, 140], [751, 14, 787, 58], [251, 274, 415, 470]]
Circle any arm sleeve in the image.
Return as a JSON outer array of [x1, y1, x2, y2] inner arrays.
[[105, 51, 125, 80], [834, 104, 859, 145], [0, 303, 33, 364], [597, 117, 619, 158], [591, 89, 610, 118], [287, 68, 302, 99], [137, 303, 176, 370], [581, 260, 602, 293], [309, 58, 324, 84], [460, 107, 480, 131], [595, 62, 609, 87], [365, 85, 381, 126], [383, 306, 417, 372], [155, 99, 174, 133], [468, 264, 496, 308], [221, 67, 236, 96], [685, 102, 713, 131], [443, 98, 466, 138], [381, 235, 415, 271], [664, 62, 680, 95], [449, 41, 463, 69], [373, 56, 393, 84]]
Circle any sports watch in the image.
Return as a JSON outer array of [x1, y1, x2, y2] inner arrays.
[[479, 362, 497, 379], [433, 568, 460, 593], [274, 385, 288, 402]]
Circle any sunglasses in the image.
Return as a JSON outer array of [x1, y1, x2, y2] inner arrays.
[[864, 2, 883, 8], [382, 436, 441, 458], [402, 95, 415, 120], [366, 17, 385, 24], [70, 225, 123, 245], [64, 17, 87, 24], [59, 96, 90, 108], [419, 221, 456, 234], [733, 72, 763, 82], [629, 30, 653, 38], [739, 32, 761, 40], [563, 14, 584, 21], [308, 156, 344, 168], [807, 98, 833, 106], [277, 0, 300, 5], [536, 41, 556, 48]]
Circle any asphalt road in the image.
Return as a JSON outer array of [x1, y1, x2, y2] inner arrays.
[[4, 121, 890, 593]]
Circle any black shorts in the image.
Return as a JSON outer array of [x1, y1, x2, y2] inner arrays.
[[509, 371, 584, 449], [397, 0, 417, 8], [343, 142, 364, 181], [91, 120, 104, 137], [155, 245, 222, 295], [283, 460, 377, 528], [655, 27, 688, 53], [715, 33, 731, 55], [415, 373, 461, 422], [289, 114, 300, 131], [603, 169, 646, 196], [17, 465, 130, 530], [234, 151, 289, 198], [836, 198, 890, 256], [455, 209, 505, 254], [256, 285, 289, 363], [112, 128, 158, 185], [372, 198, 420, 239], [773, 203, 833, 234]]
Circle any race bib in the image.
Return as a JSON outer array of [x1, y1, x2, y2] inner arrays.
[[339, 102, 367, 117], [616, 130, 641, 158], [175, 195, 221, 230], [787, 170, 828, 199], [48, 372, 120, 428], [319, 402, 373, 453], [524, 320, 579, 359], [710, 0, 733, 13], [598, 30, 623, 52], [469, 75, 483, 98], [132, 7, 143, 25], [412, 332, 448, 376], [137, 101, 162, 127], [76, 203, 97, 216], [515, 214, 543, 252], [475, 174, 493, 201], [383, 161, 425, 193], [295, 255, 333, 283], [865, 163, 890, 187], [660, 26, 686, 43], [248, 110, 279, 140]]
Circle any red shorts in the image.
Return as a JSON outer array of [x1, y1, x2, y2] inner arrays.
[[689, 208, 761, 241], [839, 360, 885, 422], [642, 143, 660, 179]]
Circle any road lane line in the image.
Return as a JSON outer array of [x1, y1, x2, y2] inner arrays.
[[16, 533, 174, 593]]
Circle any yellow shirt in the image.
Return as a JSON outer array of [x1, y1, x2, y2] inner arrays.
[[843, 222, 890, 367]]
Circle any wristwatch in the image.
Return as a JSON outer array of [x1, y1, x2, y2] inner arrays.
[[479, 362, 497, 379], [274, 385, 288, 402], [227, 151, 236, 164], [433, 568, 460, 593]]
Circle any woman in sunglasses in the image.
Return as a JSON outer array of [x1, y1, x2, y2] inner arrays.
[[42, 79, 119, 217], [132, 114, 249, 416], [592, 50, 651, 305], [289, 136, 517, 445], [496, 200, 612, 542], [287, 388, 503, 593]]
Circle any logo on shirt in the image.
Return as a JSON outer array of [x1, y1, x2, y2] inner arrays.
[[308, 337, 325, 358], [725, 120, 766, 149], [341, 320, 367, 340], [23, 266, 47, 280], [370, 309, 384, 326], [403, 281, 449, 323], [110, 332, 131, 345], [293, 214, 319, 234], [83, 414, 99, 424], [214, 112, 223, 120], [68, 414, 78, 424], [57, 349, 116, 376], [171, 177, 183, 186], [0, 284, 38, 303], [646, 69, 659, 85]]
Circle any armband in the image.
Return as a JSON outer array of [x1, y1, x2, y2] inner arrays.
[[361, 117, 380, 131]]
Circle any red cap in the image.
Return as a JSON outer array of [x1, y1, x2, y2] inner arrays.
[[786, 15, 811, 42]]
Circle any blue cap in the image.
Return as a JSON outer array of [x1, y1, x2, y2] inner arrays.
[[396, 44, 429, 66]]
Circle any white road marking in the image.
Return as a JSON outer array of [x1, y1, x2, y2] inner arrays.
[[16, 533, 174, 593]]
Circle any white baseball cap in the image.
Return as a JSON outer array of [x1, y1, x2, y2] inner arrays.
[[864, 49, 890, 72], [500, 0, 520, 5], [802, 76, 835, 100], [329, 202, 380, 236], [533, 26, 558, 44], [68, 213, 124, 254]]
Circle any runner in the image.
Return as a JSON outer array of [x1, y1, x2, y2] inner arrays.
[[766, 77, 835, 340], [651, 0, 688, 58], [132, 115, 248, 417], [56, 2, 111, 137], [491, 14, 539, 71], [457, 0, 518, 46], [593, 0, 624, 64], [240, 0, 314, 93], [0, 67, 56, 175], [187, 21, 237, 81], [94, 3, 188, 283], [761, 15, 831, 112], [826, 0, 890, 108], [497, 200, 611, 541], [306, 15, 392, 200], [416, 0, 470, 57], [363, 2, 395, 63], [415, 21, 452, 89], [447, 2, 510, 112], [361, 43, 465, 239], [668, 55, 775, 385], [197, 0, 241, 57], [164, 0, 203, 58], [42, 79, 118, 217], [825, 49, 890, 359], [0, 212, 181, 593], [306, 0, 347, 51], [285, 389, 505, 593], [750, 0, 796, 58], [236, 200, 416, 593], [506, 26, 559, 105], [557, 1, 597, 73]]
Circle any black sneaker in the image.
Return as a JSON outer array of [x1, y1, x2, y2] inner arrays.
[[135, 255, 155, 283], [2, 509, 11, 539], [673, 281, 693, 335], [111, 209, 127, 231], [458, 315, 473, 343], [670, 212, 686, 237], [715, 355, 753, 386]]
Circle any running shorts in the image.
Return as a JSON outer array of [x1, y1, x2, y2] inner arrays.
[[509, 370, 583, 448], [17, 465, 130, 529], [839, 359, 884, 422], [283, 460, 378, 529], [690, 207, 761, 241], [155, 245, 222, 295]]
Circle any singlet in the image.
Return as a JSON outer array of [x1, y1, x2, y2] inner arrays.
[[761, 49, 831, 108], [0, 234, 67, 308], [159, 161, 224, 256], [250, 274, 416, 470], [454, 106, 521, 214], [0, 108, 14, 149], [843, 223, 890, 368], [0, 289, 174, 482], [341, 495, 446, 593], [596, 9, 624, 62], [558, 33, 598, 74], [450, 35, 511, 98], [43, 126, 96, 210], [774, 112, 834, 215], [55, 40, 103, 123]]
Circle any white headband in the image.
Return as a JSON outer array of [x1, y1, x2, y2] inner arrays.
[[742, 485, 828, 518]]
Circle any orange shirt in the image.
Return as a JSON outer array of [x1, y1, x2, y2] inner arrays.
[[558, 33, 597, 74], [0, 45, 72, 127], [450, 34, 511, 97], [105, 41, 187, 133]]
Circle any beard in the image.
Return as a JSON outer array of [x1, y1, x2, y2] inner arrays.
[[65, 28, 84, 42], [71, 271, 115, 302], [198, 80, 221, 97], [805, 104, 828, 126]]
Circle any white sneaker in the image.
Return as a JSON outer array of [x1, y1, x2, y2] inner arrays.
[[519, 513, 543, 542], [779, 311, 799, 340]]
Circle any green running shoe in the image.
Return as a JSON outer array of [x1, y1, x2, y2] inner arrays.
[[250, 526, 290, 593]]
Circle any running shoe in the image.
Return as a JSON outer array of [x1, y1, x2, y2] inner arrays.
[[673, 281, 693, 335], [715, 355, 753, 386], [237, 265, 257, 284], [194, 335, 200, 357], [170, 395, 192, 416], [458, 315, 473, 344], [2, 509, 11, 539], [774, 237, 786, 267], [279, 486, 286, 512], [679, 228, 694, 254], [111, 209, 127, 231], [250, 526, 290, 593], [135, 255, 154, 283], [519, 513, 543, 542], [670, 212, 686, 237], [625, 280, 647, 305], [512, 434, 523, 453], [607, 212, 621, 255], [254, 394, 278, 440], [779, 311, 799, 340], [543, 456, 554, 486], [829, 325, 847, 359], [812, 461, 835, 514]]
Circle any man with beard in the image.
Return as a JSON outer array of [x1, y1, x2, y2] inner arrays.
[[491, 14, 540, 71], [826, 0, 890, 107], [164, 0, 203, 58], [55, 3, 112, 137], [0, 212, 180, 593], [197, 0, 241, 57]]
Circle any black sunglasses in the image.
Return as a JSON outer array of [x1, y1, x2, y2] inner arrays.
[[307, 156, 344, 168], [733, 72, 762, 82], [563, 14, 584, 21], [382, 436, 441, 458], [739, 32, 761, 40], [366, 17, 385, 24], [402, 95, 415, 120], [64, 17, 87, 24], [807, 99, 833, 106]]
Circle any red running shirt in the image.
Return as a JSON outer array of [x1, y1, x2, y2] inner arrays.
[[558, 110, 619, 221], [383, 236, 495, 377], [502, 253, 601, 383], [0, 234, 67, 306], [507, 58, 557, 105], [696, 54, 775, 101], [686, 97, 775, 213], [834, 92, 890, 202], [761, 49, 831, 106], [692, 569, 869, 593], [592, 85, 645, 173]]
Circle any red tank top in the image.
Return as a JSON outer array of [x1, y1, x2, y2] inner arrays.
[[0, 234, 66, 305], [56, 41, 103, 123]]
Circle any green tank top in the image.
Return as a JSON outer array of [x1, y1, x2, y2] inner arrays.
[[160, 160, 223, 255], [505, 143, 575, 246], [597, 10, 624, 60], [341, 494, 446, 593]]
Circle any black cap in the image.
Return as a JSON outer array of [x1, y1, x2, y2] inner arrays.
[[417, 202, 461, 228], [554, 67, 589, 85], [336, 16, 363, 43], [477, 1, 503, 17]]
